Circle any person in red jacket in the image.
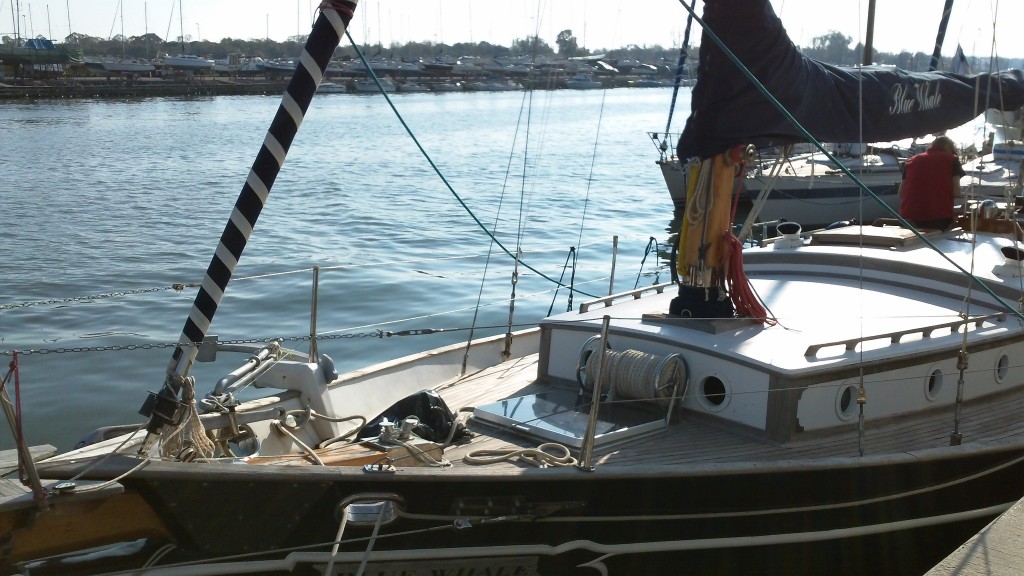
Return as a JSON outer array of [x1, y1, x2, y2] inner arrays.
[[898, 135, 965, 230]]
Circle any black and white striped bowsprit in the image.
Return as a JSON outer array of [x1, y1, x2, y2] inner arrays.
[[139, 0, 360, 440]]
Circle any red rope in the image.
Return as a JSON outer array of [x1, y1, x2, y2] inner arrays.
[[721, 151, 776, 325], [723, 231, 776, 325]]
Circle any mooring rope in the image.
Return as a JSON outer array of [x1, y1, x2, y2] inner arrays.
[[464, 443, 577, 467]]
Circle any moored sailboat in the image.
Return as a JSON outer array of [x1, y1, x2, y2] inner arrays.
[[8, 1, 1024, 575]]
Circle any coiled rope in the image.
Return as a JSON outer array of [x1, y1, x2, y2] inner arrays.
[[583, 348, 686, 404], [464, 442, 577, 468]]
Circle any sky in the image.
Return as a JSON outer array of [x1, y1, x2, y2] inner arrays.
[[2, 0, 1022, 58]]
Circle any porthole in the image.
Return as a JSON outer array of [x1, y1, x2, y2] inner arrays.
[[698, 375, 731, 412], [835, 384, 859, 421], [924, 368, 943, 401], [995, 353, 1010, 384]]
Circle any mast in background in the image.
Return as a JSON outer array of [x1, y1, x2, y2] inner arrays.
[[861, 0, 876, 65], [929, 0, 956, 71]]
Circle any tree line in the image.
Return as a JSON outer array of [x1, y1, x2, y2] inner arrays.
[[2, 28, 1018, 72]]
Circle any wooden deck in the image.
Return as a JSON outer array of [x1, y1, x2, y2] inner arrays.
[[927, 496, 1024, 575], [0, 445, 55, 506], [432, 353, 1024, 471]]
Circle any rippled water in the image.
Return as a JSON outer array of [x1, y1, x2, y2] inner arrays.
[[1, 87, 686, 450]]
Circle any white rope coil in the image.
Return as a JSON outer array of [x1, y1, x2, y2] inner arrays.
[[464, 443, 577, 467], [585, 349, 685, 403]]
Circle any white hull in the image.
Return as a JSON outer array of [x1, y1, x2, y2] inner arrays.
[[353, 78, 396, 93], [658, 150, 904, 227], [161, 54, 215, 70], [101, 60, 156, 73]]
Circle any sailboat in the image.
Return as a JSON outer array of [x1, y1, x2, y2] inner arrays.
[[160, 0, 213, 72], [653, 2, 952, 227], [101, 0, 156, 74], [7, 1, 1024, 575]]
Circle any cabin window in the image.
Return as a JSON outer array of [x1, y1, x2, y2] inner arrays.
[[924, 368, 943, 401], [835, 384, 859, 421], [995, 353, 1010, 384], [699, 376, 730, 411]]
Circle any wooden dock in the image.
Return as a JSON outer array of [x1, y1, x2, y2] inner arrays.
[[926, 497, 1024, 575]]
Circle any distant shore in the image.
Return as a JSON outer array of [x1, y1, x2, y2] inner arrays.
[[0, 73, 681, 100], [0, 77, 288, 99]]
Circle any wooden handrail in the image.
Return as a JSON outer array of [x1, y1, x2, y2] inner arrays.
[[804, 313, 1008, 357], [578, 282, 674, 313]]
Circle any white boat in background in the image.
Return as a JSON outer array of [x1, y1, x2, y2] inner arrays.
[[97, 1, 156, 75], [161, 54, 214, 70], [655, 135, 905, 225], [653, 135, 905, 227], [9, 2, 1024, 576], [564, 71, 603, 90], [317, 80, 346, 93], [353, 76, 396, 93], [960, 141, 1024, 204], [262, 59, 296, 74], [100, 59, 156, 74]]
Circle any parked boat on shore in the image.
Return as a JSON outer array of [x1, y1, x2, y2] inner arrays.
[[353, 76, 396, 93], [564, 71, 603, 90], [161, 54, 214, 71]]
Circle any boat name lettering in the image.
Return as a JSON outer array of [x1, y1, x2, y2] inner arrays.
[[331, 559, 538, 576], [430, 567, 535, 576], [889, 81, 942, 115]]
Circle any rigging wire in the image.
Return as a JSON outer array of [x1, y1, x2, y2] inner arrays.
[[342, 29, 600, 301], [633, 237, 659, 290], [547, 247, 578, 315], [574, 89, 609, 285]]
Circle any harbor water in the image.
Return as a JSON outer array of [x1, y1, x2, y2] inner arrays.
[[1, 87, 683, 451]]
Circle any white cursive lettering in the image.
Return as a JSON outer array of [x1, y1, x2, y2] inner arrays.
[[889, 83, 916, 115], [915, 81, 942, 110]]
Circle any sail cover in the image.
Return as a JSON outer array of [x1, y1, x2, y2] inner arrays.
[[678, 0, 1024, 160]]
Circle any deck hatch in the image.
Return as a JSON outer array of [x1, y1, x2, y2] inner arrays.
[[472, 388, 665, 449]]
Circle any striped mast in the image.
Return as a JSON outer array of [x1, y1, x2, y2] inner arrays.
[[139, 0, 359, 440], [928, 0, 955, 72]]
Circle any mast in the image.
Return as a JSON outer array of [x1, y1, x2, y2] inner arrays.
[[139, 0, 361, 445], [929, 0, 955, 71], [178, 0, 184, 53], [663, 0, 697, 137], [861, 0, 876, 65], [120, 1, 125, 60]]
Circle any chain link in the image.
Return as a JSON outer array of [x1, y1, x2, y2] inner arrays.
[[0, 331, 392, 357], [0, 285, 195, 311]]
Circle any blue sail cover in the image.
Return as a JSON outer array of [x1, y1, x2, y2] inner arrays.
[[677, 0, 1024, 160]]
